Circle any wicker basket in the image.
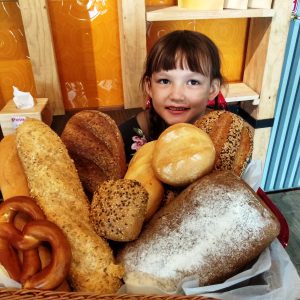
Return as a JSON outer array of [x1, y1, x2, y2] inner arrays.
[[0, 289, 218, 300]]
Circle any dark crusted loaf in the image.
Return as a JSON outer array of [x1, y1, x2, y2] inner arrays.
[[118, 171, 280, 292], [61, 110, 126, 194], [194, 110, 253, 176]]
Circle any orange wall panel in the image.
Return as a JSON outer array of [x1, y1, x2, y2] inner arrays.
[[47, 0, 123, 110], [0, 1, 37, 110]]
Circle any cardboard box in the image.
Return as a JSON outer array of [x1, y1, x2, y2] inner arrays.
[[248, 0, 272, 9], [224, 0, 248, 9], [0, 98, 52, 136], [178, 0, 224, 10]]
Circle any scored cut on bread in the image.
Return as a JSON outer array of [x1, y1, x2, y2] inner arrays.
[[61, 110, 126, 194]]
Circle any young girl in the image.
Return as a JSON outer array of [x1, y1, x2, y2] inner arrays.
[[119, 30, 226, 162]]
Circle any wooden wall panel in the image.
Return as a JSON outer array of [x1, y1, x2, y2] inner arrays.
[[19, 0, 65, 115], [118, 0, 147, 109]]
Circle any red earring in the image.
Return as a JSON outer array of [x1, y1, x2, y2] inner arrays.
[[146, 96, 152, 109]]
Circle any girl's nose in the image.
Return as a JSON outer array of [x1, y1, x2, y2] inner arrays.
[[170, 84, 185, 101]]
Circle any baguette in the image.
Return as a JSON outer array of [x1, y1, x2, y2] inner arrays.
[[16, 119, 123, 292]]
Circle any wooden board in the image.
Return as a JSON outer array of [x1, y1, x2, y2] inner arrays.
[[146, 6, 275, 21], [18, 0, 65, 115], [242, 0, 290, 120], [118, 0, 147, 109]]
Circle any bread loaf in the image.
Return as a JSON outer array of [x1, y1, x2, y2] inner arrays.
[[194, 110, 253, 176], [152, 123, 216, 186], [118, 171, 280, 293], [125, 141, 164, 220], [61, 110, 126, 194], [90, 179, 148, 241], [0, 134, 30, 199], [16, 119, 123, 293]]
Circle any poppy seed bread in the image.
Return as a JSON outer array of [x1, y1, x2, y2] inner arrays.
[[90, 179, 148, 242]]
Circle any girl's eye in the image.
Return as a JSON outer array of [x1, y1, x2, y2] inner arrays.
[[187, 80, 200, 86], [158, 79, 170, 84]]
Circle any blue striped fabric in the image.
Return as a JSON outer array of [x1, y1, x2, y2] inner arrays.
[[262, 19, 300, 192]]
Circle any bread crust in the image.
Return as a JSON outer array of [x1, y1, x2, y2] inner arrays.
[[16, 119, 123, 292], [61, 110, 126, 194]]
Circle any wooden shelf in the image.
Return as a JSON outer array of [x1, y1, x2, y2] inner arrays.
[[146, 6, 274, 21], [225, 83, 259, 104]]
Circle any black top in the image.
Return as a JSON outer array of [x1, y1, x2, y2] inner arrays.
[[119, 116, 148, 163]]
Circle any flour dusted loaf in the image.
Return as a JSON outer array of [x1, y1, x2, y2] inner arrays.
[[61, 110, 126, 194], [194, 110, 253, 176], [118, 171, 280, 293], [152, 123, 216, 186], [16, 119, 123, 293], [90, 179, 148, 241]]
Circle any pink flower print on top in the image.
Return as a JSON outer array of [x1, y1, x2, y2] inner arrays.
[[131, 128, 147, 152]]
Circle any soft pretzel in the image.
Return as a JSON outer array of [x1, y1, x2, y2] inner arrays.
[[0, 220, 71, 289], [0, 197, 71, 290], [0, 196, 45, 282]]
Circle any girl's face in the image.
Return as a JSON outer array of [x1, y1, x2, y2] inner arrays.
[[146, 68, 220, 125]]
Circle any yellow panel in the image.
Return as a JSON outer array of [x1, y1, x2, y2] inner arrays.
[[0, 1, 37, 110], [147, 18, 248, 82], [48, 0, 123, 110]]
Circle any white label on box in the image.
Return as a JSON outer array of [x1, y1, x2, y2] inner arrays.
[[11, 116, 26, 129]]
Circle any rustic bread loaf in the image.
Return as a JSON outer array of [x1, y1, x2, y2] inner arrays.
[[194, 110, 253, 176], [118, 171, 280, 293], [90, 179, 148, 242], [125, 141, 164, 221], [152, 123, 216, 186], [16, 119, 123, 293], [61, 110, 126, 194]]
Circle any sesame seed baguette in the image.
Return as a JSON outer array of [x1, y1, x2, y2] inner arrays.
[[16, 118, 123, 292]]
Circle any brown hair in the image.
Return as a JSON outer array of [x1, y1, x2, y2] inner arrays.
[[141, 30, 224, 93], [141, 30, 225, 140]]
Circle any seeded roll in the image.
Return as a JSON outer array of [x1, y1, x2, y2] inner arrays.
[[194, 110, 253, 176], [90, 179, 148, 242]]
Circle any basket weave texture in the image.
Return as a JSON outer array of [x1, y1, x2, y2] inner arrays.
[[0, 289, 218, 300]]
